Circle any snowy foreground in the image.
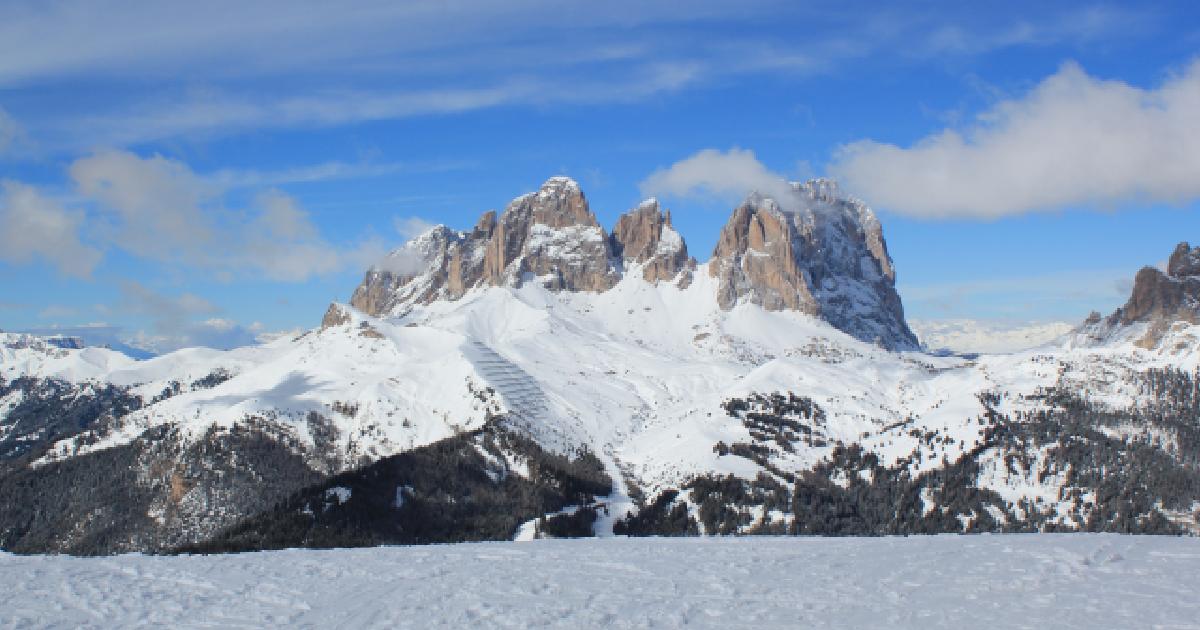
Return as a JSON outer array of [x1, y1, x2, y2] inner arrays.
[[2, 535, 1197, 629]]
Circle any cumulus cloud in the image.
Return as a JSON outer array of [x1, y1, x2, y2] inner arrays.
[[68, 149, 365, 281], [639, 148, 800, 210], [71, 149, 217, 262], [0, 180, 102, 276], [117, 281, 262, 352], [828, 59, 1200, 218]]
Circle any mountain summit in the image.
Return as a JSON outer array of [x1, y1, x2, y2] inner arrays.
[[710, 179, 915, 349], [1080, 241, 1200, 348], [346, 176, 916, 350]]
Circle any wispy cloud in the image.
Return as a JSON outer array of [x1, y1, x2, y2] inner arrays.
[[0, 106, 19, 153], [0, 2, 1152, 151], [116, 281, 263, 352], [640, 147, 806, 211], [208, 159, 474, 189], [67, 149, 377, 281]]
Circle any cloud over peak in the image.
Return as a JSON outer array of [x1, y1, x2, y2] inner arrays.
[[639, 148, 801, 211]]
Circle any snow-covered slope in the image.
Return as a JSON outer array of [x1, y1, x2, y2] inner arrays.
[[4, 535, 1199, 629]]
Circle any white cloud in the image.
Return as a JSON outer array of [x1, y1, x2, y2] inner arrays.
[[70, 150, 218, 263], [71, 66, 706, 148], [0, 179, 102, 276], [68, 149, 368, 281], [38, 305, 78, 319], [828, 59, 1200, 218], [116, 281, 261, 352], [393, 216, 436, 240], [639, 148, 800, 210]]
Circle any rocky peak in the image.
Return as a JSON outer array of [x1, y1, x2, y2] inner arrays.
[[482, 176, 617, 292], [350, 177, 619, 316], [711, 195, 816, 313], [528, 177, 596, 228], [610, 198, 694, 286], [344, 176, 917, 351], [1167, 242, 1200, 278], [1081, 241, 1200, 348], [709, 181, 917, 350]]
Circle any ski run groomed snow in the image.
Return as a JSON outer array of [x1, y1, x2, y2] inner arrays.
[[2, 534, 1197, 629]]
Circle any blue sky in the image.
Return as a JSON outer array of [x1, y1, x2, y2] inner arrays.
[[1, 1, 1199, 351]]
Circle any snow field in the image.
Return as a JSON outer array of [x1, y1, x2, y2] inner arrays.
[[1, 534, 1197, 629]]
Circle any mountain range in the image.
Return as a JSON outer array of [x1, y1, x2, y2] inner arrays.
[[1, 177, 1198, 554]]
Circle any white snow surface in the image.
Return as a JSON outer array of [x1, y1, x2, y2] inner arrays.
[[2, 534, 1197, 628]]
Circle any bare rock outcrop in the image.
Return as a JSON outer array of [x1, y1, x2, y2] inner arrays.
[[320, 303, 353, 329], [483, 177, 618, 292], [710, 195, 817, 313], [350, 177, 619, 316], [1086, 241, 1200, 348], [344, 176, 918, 351], [709, 180, 917, 350], [610, 199, 694, 286]]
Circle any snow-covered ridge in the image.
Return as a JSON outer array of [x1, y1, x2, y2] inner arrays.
[[14, 255, 1200, 513]]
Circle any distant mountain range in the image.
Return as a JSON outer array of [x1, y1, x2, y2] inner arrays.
[[909, 319, 1074, 355], [2, 177, 1198, 554]]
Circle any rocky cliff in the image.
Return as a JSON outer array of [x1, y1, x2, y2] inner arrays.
[[348, 176, 917, 350], [609, 198, 694, 286], [709, 180, 916, 350], [1082, 242, 1200, 348], [350, 177, 624, 316]]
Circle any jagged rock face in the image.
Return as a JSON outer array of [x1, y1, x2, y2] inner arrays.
[[711, 197, 817, 313], [483, 177, 619, 292], [350, 177, 619, 317], [610, 199, 694, 286], [1168, 242, 1200, 278], [321, 303, 352, 329], [709, 180, 917, 350], [350, 225, 488, 316], [346, 176, 917, 350], [1091, 242, 1200, 347]]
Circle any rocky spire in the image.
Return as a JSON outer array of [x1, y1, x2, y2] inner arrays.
[[481, 176, 618, 292], [708, 183, 917, 350], [610, 198, 694, 286], [350, 177, 619, 316], [1087, 241, 1200, 348], [344, 176, 919, 351]]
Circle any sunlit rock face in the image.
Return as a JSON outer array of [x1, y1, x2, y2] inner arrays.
[[709, 180, 917, 350]]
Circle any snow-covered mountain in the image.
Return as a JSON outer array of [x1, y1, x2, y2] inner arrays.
[[2, 179, 1199, 554], [347, 176, 915, 350]]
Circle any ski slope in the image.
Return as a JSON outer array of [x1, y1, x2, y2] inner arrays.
[[2, 534, 1197, 628]]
